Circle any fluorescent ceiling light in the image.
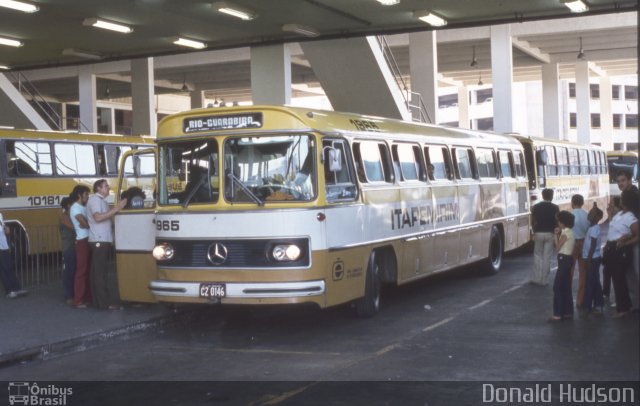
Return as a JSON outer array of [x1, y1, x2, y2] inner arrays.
[[282, 24, 319, 37], [212, 2, 256, 20], [62, 48, 103, 60], [561, 0, 589, 13], [83, 18, 133, 34], [173, 37, 207, 49], [0, 36, 23, 47], [414, 11, 447, 27], [0, 65, 10, 70], [0, 0, 38, 13], [377, 0, 400, 5]]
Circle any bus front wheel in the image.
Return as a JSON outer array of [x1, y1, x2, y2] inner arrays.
[[354, 252, 381, 318]]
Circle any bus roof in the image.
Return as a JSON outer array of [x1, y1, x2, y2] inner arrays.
[[606, 150, 638, 158], [157, 105, 522, 148], [0, 128, 154, 144], [511, 134, 605, 151]]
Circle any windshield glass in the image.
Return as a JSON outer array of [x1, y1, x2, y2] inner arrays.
[[158, 139, 219, 206], [224, 134, 316, 203]]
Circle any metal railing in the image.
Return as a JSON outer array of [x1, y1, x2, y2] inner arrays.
[[6, 72, 91, 132], [375, 35, 432, 124], [9, 225, 64, 289]]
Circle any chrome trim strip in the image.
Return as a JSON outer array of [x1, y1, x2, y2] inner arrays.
[[149, 280, 325, 298]]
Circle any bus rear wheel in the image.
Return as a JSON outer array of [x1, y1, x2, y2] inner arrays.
[[482, 226, 503, 275], [354, 252, 381, 318]]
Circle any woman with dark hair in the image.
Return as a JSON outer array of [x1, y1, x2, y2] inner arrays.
[[550, 210, 575, 322], [603, 190, 639, 318]]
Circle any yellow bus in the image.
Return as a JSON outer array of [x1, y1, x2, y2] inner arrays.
[[514, 135, 609, 214], [606, 150, 638, 195], [0, 128, 154, 256], [115, 106, 531, 316]]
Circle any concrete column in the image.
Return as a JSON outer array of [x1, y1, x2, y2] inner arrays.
[[575, 60, 591, 145], [599, 77, 613, 150], [457, 87, 470, 128], [131, 58, 157, 136], [409, 31, 438, 124], [541, 63, 562, 139], [99, 107, 115, 134], [78, 68, 97, 133], [490, 24, 514, 133], [250, 44, 291, 105], [190, 89, 205, 109]]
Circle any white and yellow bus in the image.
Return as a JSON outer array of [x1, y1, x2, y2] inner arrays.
[[115, 106, 531, 316], [0, 128, 154, 255], [514, 135, 609, 214], [606, 150, 638, 196]]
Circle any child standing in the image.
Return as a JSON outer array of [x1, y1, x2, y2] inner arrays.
[[550, 211, 575, 322], [582, 206, 604, 314]]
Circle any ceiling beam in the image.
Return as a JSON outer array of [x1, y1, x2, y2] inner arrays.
[[512, 38, 550, 63]]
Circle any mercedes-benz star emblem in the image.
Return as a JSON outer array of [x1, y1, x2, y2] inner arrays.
[[207, 243, 228, 265]]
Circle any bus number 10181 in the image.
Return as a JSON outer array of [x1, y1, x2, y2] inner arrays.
[[27, 195, 61, 207]]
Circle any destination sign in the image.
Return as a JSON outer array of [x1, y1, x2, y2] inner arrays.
[[183, 113, 263, 133]]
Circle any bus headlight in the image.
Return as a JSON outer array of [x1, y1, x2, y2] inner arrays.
[[272, 244, 301, 262], [153, 243, 175, 261]]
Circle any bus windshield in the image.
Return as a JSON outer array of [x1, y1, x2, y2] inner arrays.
[[159, 139, 219, 206], [223, 134, 316, 203]]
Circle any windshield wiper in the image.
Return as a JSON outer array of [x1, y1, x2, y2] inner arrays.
[[227, 171, 264, 206], [182, 176, 206, 208]]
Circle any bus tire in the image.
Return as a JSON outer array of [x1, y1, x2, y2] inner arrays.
[[354, 252, 381, 318], [482, 226, 503, 275]]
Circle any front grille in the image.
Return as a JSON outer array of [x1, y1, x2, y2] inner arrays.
[[158, 238, 310, 268]]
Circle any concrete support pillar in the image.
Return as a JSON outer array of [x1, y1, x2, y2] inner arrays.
[[490, 24, 514, 133], [250, 44, 291, 105], [457, 87, 470, 128], [190, 89, 205, 109], [599, 77, 613, 150], [575, 61, 591, 145], [409, 31, 438, 123], [99, 107, 115, 134], [78, 68, 97, 133], [131, 58, 156, 136], [542, 63, 562, 139]]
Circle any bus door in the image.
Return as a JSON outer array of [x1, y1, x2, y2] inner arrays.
[[114, 148, 158, 303]]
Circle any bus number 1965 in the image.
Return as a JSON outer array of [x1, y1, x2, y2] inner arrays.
[[28, 195, 61, 206]]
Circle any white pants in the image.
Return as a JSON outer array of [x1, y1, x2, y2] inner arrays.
[[533, 232, 555, 285]]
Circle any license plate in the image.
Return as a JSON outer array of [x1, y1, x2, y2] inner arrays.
[[199, 283, 226, 298]]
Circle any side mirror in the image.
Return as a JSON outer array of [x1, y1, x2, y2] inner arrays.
[[536, 149, 548, 166], [328, 148, 342, 172]]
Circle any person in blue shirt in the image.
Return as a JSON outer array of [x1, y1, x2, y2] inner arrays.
[[582, 206, 604, 314]]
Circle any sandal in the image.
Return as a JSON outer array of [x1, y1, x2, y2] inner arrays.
[[75, 303, 88, 309], [108, 305, 124, 311], [547, 316, 563, 323]]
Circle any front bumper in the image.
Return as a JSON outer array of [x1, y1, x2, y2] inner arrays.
[[149, 280, 325, 299]]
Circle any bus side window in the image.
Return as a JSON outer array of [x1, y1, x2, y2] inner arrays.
[[600, 151, 607, 174], [425, 145, 453, 181], [556, 146, 569, 176], [453, 147, 476, 180], [499, 151, 513, 178], [54, 143, 96, 176], [544, 145, 557, 176], [323, 139, 357, 201], [10, 141, 52, 176], [590, 150, 598, 175], [568, 148, 579, 175], [476, 148, 497, 179], [96, 145, 107, 175], [514, 152, 525, 178], [352, 143, 367, 183], [392, 143, 423, 182], [578, 149, 589, 175]]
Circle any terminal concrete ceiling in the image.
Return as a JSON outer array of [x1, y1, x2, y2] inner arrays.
[[0, 0, 637, 103]]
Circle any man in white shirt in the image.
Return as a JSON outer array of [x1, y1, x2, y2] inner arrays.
[[0, 213, 27, 298], [86, 179, 127, 310]]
